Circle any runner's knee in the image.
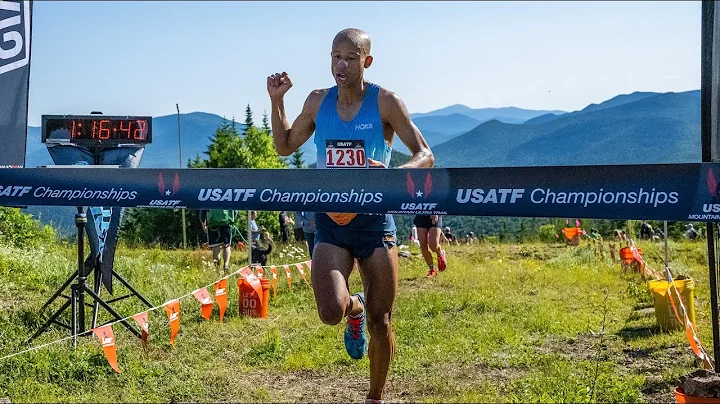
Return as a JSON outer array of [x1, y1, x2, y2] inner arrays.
[[366, 312, 391, 336], [318, 304, 345, 325]]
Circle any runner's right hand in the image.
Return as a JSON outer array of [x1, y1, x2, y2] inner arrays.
[[267, 72, 293, 100]]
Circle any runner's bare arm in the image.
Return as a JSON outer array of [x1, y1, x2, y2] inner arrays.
[[379, 89, 434, 169], [269, 85, 324, 156]]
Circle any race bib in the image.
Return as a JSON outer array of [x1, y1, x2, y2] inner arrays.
[[325, 140, 367, 168], [325, 140, 365, 225]]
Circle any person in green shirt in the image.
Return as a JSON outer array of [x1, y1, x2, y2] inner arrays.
[[200, 209, 236, 273]]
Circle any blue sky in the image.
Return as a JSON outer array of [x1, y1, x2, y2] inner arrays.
[[27, 1, 700, 126]]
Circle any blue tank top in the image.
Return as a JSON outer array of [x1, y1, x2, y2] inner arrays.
[[314, 82, 395, 232], [315, 82, 391, 168]]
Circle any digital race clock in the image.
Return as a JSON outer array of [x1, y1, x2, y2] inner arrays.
[[41, 115, 152, 145]]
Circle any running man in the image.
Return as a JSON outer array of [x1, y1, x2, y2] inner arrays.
[[413, 214, 447, 278], [267, 28, 434, 403]]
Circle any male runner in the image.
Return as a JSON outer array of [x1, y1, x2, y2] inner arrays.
[[267, 28, 434, 403], [413, 215, 447, 278]]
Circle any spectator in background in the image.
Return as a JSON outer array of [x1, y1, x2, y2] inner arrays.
[[410, 225, 421, 248], [300, 211, 317, 258], [250, 210, 264, 243], [200, 209, 236, 273], [442, 227, 457, 245], [278, 211, 294, 244], [465, 232, 478, 244], [293, 212, 306, 245], [639, 221, 653, 240], [653, 227, 664, 242], [686, 223, 699, 241], [252, 231, 274, 267]]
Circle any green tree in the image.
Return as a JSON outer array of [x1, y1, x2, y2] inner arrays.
[[187, 153, 205, 169], [262, 111, 271, 133], [291, 149, 305, 168], [244, 124, 287, 169], [537, 223, 558, 243], [244, 105, 254, 133], [517, 221, 527, 244], [0, 207, 55, 248]]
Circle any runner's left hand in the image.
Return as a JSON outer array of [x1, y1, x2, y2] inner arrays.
[[367, 158, 386, 168]]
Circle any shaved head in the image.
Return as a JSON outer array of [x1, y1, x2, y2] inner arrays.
[[333, 28, 371, 56]]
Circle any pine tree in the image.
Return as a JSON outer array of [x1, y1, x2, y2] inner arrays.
[[262, 111, 271, 133], [291, 149, 305, 168], [244, 104, 254, 134]]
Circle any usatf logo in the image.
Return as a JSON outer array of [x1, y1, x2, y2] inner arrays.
[[149, 172, 181, 207], [400, 171, 440, 212], [198, 188, 256, 202], [707, 167, 720, 201], [407, 171, 433, 199], [704, 167, 720, 212], [0, 1, 31, 75]]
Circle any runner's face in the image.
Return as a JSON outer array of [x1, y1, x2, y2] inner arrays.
[[331, 41, 365, 87]]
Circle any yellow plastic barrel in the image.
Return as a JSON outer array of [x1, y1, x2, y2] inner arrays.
[[647, 278, 696, 332]]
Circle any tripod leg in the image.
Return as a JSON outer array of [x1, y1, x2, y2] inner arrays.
[[27, 299, 72, 343], [75, 207, 87, 335], [83, 285, 141, 338], [39, 269, 78, 312], [92, 263, 102, 329], [112, 270, 154, 308], [71, 286, 78, 348]]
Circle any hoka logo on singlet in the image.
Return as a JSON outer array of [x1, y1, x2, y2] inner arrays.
[[355, 123, 373, 130]]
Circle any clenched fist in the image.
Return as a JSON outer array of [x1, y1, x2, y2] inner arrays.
[[267, 72, 293, 100]]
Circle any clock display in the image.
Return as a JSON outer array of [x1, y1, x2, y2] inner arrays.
[[41, 115, 152, 145]]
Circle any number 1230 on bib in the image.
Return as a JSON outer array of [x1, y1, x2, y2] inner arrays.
[[325, 139, 367, 168]]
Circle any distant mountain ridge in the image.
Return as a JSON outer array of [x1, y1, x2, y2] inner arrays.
[[432, 90, 701, 167], [411, 104, 566, 122]]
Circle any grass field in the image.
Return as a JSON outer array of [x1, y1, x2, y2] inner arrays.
[[0, 238, 714, 402]]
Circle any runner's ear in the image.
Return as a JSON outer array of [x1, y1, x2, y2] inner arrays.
[[364, 55, 373, 68]]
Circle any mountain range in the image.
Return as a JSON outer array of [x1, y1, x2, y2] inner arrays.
[[21, 89, 702, 233], [432, 90, 700, 167]]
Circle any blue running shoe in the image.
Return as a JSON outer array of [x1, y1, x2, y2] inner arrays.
[[344, 292, 367, 360]]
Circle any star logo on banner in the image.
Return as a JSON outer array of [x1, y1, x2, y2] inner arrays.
[[158, 172, 181, 198], [407, 172, 433, 199]]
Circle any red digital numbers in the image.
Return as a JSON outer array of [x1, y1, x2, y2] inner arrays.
[[326, 148, 366, 168], [89, 119, 146, 140], [98, 119, 111, 140], [119, 120, 132, 139], [133, 120, 147, 140], [47, 116, 150, 143]]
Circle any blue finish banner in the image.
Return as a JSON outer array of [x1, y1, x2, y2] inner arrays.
[[1, 163, 720, 221]]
